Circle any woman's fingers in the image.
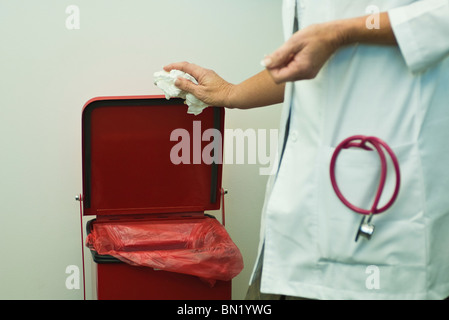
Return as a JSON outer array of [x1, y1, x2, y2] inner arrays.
[[163, 61, 206, 81]]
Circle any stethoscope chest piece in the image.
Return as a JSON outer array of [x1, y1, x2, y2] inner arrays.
[[355, 214, 375, 242]]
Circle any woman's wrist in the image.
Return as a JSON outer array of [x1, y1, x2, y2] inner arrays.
[[330, 12, 397, 47]]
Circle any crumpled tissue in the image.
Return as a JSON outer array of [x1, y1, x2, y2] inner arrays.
[[153, 70, 208, 115]]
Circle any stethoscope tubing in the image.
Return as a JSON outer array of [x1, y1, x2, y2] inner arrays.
[[329, 135, 401, 216]]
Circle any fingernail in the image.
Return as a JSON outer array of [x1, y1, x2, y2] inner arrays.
[[260, 57, 272, 67]]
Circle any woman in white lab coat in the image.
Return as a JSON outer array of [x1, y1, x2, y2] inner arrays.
[[165, 0, 449, 300]]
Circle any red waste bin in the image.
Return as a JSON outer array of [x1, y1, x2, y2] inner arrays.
[[77, 96, 243, 300]]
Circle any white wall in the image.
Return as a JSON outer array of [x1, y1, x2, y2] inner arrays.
[[0, 0, 283, 299]]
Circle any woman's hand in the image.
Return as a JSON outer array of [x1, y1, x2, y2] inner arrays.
[[263, 13, 396, 84], [163, 62, 234, 108], [163, 62, 285, 109], [262, 22, 345, 83]]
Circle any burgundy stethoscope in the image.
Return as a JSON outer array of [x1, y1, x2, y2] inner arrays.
[[329, 136, 401, 242]]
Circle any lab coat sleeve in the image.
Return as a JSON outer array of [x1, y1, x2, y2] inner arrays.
[[388, 0, 449, 73]]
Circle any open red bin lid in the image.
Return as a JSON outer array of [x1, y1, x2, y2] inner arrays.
[[81, 96, 224, 216]]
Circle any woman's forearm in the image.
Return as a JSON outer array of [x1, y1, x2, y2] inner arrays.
[[337, 12, 397, 46], [227, 69, 285, 109]]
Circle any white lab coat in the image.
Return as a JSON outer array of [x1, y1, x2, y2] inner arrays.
[[254, 0, 449, 299]]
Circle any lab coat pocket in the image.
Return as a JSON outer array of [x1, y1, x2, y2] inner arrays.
[[317, 142, 425, 267]]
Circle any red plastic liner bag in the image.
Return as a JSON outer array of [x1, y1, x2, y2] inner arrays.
[[86, 217, 244, 285]]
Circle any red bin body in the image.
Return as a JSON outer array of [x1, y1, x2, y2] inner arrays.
[[78, 96, 236, 300]]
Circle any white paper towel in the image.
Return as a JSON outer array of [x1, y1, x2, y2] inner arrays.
[[153, 70, 208, 115]]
